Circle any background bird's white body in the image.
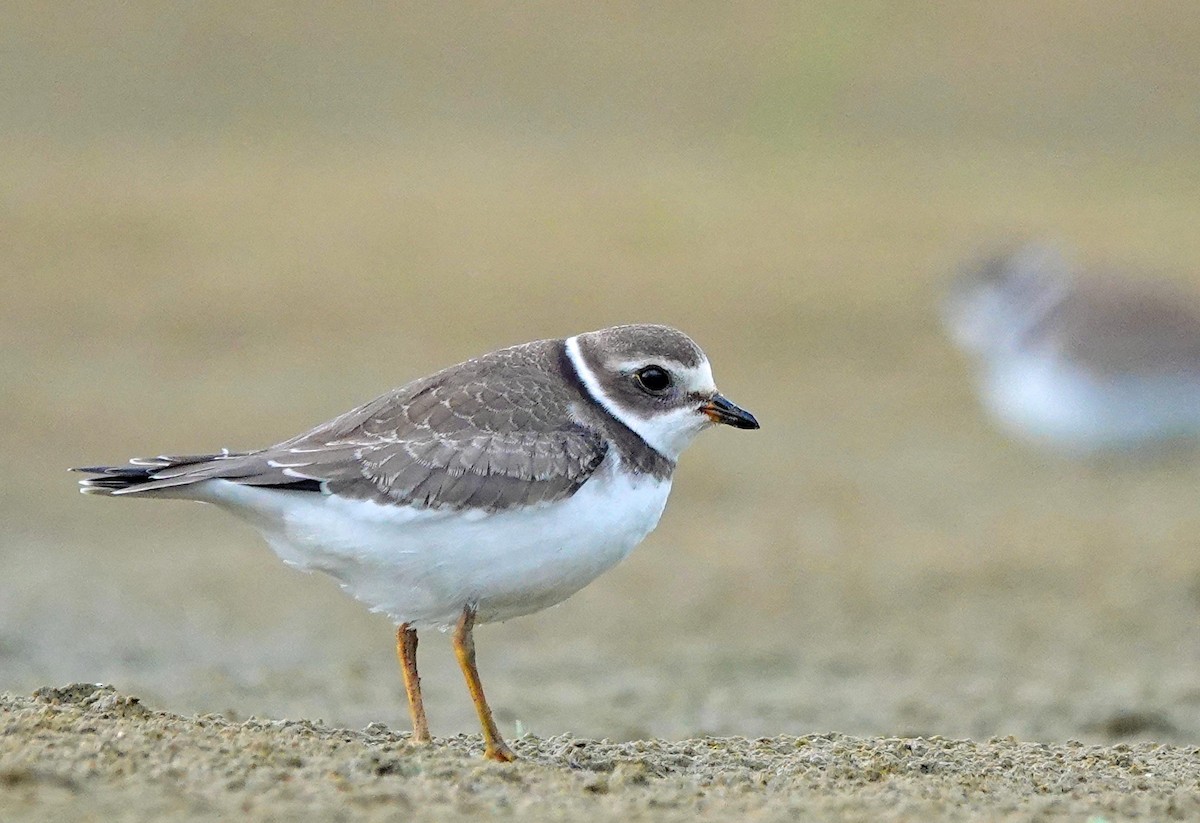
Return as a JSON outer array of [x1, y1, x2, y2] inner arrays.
[[179, 454, 671, 629], [944, 242, 1200, 454], [978, 352, 1200, 453]]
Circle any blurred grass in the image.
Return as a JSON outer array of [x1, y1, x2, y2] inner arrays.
[[4, 3, 1200, 740]]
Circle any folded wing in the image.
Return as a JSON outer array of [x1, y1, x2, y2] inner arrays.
[[75, 343, 609, 512]]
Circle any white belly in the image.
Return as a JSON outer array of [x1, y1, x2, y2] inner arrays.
[[190, 461, 672, 629], [980, 354, 1200, 453]]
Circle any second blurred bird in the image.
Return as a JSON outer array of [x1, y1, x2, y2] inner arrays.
[[942, 241, 1200, 455]]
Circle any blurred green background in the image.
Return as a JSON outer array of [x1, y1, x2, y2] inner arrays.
[[4, 3, 1200, 743]]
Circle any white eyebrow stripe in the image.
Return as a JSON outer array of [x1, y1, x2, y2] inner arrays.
[[612, 358, 687, 372], [677, 361, 716, 394], [610, 359, 715, 393]]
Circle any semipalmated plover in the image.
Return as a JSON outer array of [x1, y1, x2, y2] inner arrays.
[[943, 241, 1200, 453], [74, 324, 759, 761]]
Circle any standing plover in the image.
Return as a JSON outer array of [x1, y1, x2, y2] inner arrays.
[[943, 241, 1200, 453], [74, 324, 759, 761]]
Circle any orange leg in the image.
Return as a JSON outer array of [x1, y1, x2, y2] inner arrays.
[[453, 606, 516, 762], [396, 624, 431, 745]]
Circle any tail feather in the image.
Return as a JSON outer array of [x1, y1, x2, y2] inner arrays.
[[72, 450, 326, 496], [72, 452, 247, 496]]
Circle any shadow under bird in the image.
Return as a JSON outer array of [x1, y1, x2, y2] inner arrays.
[[942, 241, 1200, 454], [73, 323, 759, 761]]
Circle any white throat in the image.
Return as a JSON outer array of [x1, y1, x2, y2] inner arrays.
[[565, 335, 711, 461]]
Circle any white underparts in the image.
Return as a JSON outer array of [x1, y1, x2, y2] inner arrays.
[[186, 461, 672, 629]]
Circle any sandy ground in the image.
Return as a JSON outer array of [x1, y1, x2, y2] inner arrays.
[[6, 4, 1200, 821], [5, 685, 1200, 822]]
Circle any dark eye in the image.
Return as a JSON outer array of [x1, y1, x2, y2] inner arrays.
[[634, 365, 672, 394]]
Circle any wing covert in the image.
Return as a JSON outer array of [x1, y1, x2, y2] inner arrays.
[[267, 340, 610, 510]]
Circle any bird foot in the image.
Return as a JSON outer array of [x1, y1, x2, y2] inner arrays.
[[484, 741, 517, 762]]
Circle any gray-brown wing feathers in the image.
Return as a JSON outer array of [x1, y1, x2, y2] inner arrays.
[[1053, 278, 1200, 376], [75, 340, 609, 512], [352, 429, 606, 509]]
